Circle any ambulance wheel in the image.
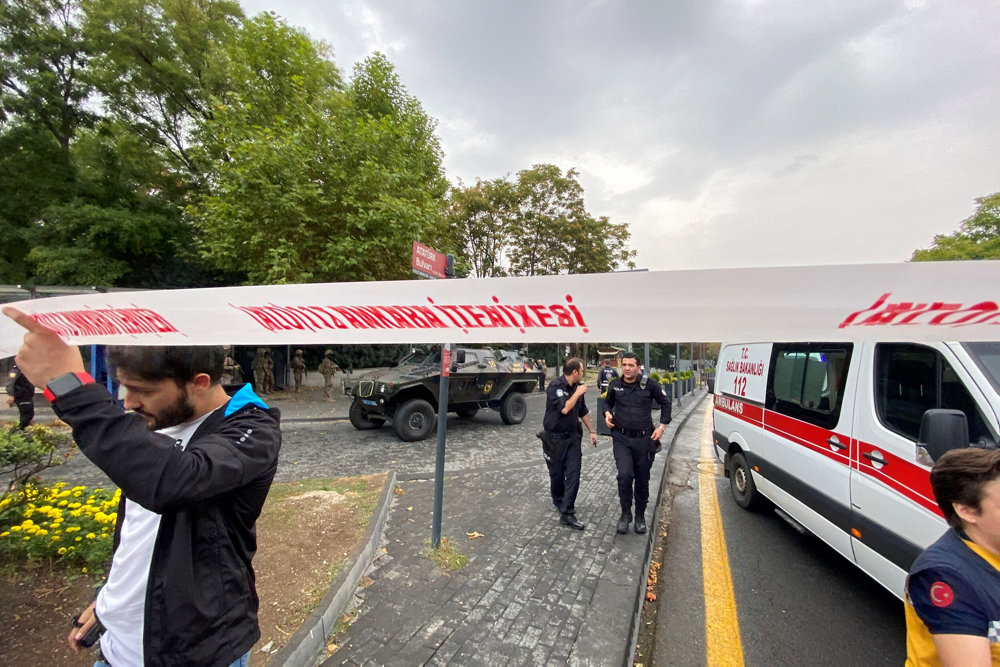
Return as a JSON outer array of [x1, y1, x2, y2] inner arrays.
[[500, 392, 526, 425], [729, 451, 769, 511], [394, 399, 436, 441], [349, 402, 384, 430]]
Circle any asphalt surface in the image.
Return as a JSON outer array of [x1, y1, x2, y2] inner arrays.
[[654, 400, 906, 666], [22, 376, 707, 665]]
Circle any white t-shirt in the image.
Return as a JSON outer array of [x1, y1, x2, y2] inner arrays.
[[97, 410, 213, 666]]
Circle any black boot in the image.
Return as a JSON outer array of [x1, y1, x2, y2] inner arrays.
[[560, 513, 585, 530], [634, 515, 647, 534], [616, 510, 632, 534]]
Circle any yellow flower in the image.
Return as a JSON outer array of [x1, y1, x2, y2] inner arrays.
[[23, 536, 30, 541], [0, 531, 8, 537], [58, 547, 67, 555], [51, 535, 60, 541], [81, 567, 88, 573], [9, 526, 21, 533], [75, 537, 82, 542], [86, 533, 96, 540], [36, 529, 48, 536], [20, 519, 33, 528]]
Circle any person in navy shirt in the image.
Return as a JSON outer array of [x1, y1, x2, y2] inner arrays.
[[905, 448, 1000, 666]]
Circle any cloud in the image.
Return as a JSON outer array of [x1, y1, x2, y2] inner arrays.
[[238, 0, 1000, 270]]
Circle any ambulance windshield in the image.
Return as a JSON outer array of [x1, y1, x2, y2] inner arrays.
[[964, 342, 1000, 394]]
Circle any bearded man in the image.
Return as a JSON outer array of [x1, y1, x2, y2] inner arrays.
[[3, 306, 281, 667]]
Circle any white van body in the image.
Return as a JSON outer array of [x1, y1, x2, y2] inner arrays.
[[712, 341, 1000, 599]]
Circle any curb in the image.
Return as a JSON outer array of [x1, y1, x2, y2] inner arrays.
[[626, 389, 709, 664], [271, 471, 397, 666]]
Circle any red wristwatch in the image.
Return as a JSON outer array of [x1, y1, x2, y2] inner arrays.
[[43, 372, 96, 402]]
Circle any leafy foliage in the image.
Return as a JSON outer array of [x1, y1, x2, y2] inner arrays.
[[192, 48, 449, 283], [449, 164, 636, 277], [0, 424, 71, 503], [911, 192, 1000, 261]]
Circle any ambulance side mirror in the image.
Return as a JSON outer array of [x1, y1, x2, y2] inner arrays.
[[916, 409, 969, 463]]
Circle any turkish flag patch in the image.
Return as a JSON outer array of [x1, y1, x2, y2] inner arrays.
[[929, 581, 954, 608]]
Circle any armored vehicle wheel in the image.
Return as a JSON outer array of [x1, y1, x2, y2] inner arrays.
[[394, 399, 436, 441], [455, 406, 479, 418], [350, 402, 385, 430], [499, 391, 526, 425], [728, 451, 770, 512]]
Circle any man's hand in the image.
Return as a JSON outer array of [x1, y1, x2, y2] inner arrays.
[[574, 383, 588, 396], [589, 431, 598, 447], [652, 425, 665, 441], [67, 601, 97, 652], [604, 412, 614, 428], [2, 307, 85, 388]]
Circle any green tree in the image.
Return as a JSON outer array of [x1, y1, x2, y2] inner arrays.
[[192, 46, 449, 283], [447, 177, 518, 278], [448, 164, 636, 276], [911, 192, 1000, 261], [0, 0, 93, 282], [82, 0, 244, 178], [0, 0, 93, 157]]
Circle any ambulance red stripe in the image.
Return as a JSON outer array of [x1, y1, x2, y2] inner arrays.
[[712, 400, 942, 517]]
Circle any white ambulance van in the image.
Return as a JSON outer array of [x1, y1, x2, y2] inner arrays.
[[712, 341, 1000, 598]]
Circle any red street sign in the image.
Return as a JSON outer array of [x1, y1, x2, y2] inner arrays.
[[412, 241, 447, 280]]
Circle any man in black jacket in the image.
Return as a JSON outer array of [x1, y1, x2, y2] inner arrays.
[[5, 364, 34, 429], [542, 357, 598, 530], [603, 352, 671, 535], [3, 306, 281, 667]]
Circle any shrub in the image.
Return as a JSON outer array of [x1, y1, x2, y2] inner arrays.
[[649, 372, 661, 383], [0, 424, 72, 506], [0, 482, 118, 576]]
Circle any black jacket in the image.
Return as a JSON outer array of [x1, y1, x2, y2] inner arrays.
[[543, 375, 589, 433], [5, 369, 33, 402], [603, 375, 672, 431], [53, 383, 282, 667]]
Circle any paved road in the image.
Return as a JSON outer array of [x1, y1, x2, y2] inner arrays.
[[38, 391, 557, 488], [653, 401, 905, 666]]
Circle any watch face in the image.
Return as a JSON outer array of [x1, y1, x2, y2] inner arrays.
[[47, 373, 83, 397]]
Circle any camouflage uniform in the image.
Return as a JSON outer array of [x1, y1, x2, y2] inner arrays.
[[318, 350, 340, 399]]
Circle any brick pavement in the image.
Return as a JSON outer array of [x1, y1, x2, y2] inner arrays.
[[22, 377, 708, 665], [325, 389, 708, 667]]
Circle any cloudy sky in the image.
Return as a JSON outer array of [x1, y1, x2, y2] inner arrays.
[[240, 0, 999, 271]]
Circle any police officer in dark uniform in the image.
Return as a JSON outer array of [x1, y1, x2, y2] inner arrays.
[[5, 364, 35, 429], [542, 357, 599, 530], [603, 352, 671, 534]]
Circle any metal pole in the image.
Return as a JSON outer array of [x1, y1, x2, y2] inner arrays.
[[431, 342, 451, 549], [675, 342, 682, 407], [644, 342, 650, 373]]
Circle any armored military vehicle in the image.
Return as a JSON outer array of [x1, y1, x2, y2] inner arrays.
[[344, 346, 546, 441]]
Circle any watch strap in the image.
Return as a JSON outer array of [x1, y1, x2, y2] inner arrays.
[[43, 372, 95, 402]]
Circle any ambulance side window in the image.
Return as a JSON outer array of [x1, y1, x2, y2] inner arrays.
[[875, 343, 994, 446], [767, 343, 852, 429]]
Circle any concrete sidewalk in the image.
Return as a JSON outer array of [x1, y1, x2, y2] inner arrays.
[[321, 389, 709, 666]]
